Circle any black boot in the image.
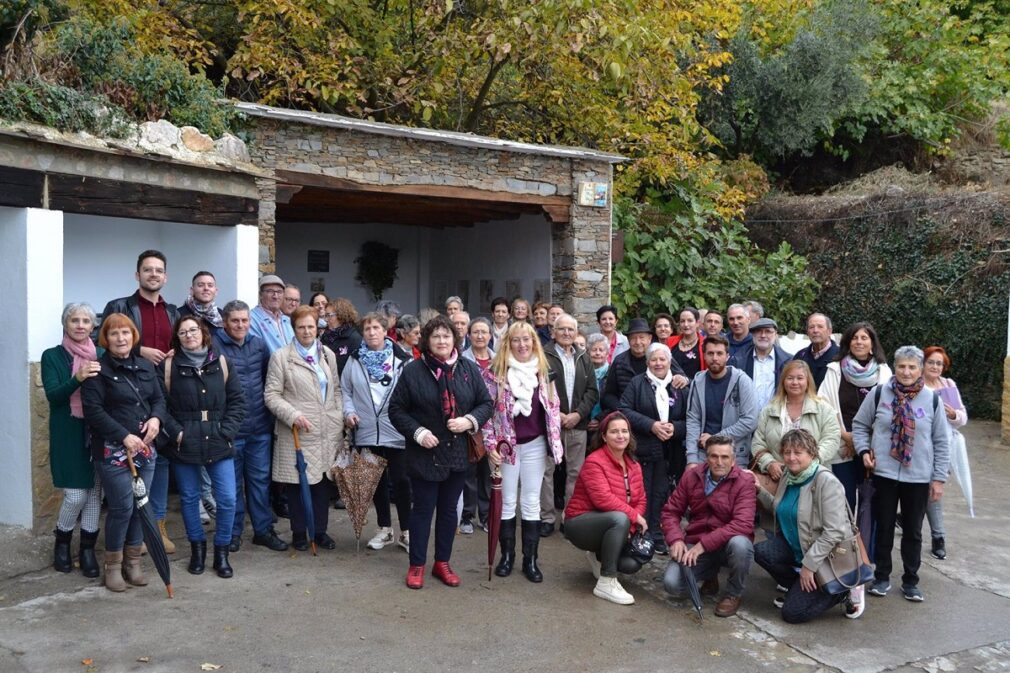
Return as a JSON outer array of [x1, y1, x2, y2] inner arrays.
[[931, 536, 947, 560], [494, 518, 516, 577], [521, 519, 543, 583], [188, 541, 207, 575], [213, 545, 234, 578], [79, 529, 100, 578], [53, 529, 73, 573]]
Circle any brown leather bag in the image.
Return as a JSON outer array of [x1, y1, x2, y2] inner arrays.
[[749, 450, 780, 497], [467, 430, 486, 463]]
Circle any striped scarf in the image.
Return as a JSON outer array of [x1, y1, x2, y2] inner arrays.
[[890, 376, 924, 467]]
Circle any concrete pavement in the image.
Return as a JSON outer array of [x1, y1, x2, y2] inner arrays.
[[1, 422, 1008, 673]]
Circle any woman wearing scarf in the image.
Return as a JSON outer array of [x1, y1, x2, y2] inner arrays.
[[160, 316, 245, 577], [853, 346, 950, 603], [320, 298, 362, 376], [618, 343, 687, 555], [342, 312, 412, 552], [265, 306, 344, 552], [485, 322, 563, 583], [818, 322, 893, 509], [755, 429, 862, 622], [42, 303, 104, 578], [586, 333, 610, 432], [389, 315, 493, 589]]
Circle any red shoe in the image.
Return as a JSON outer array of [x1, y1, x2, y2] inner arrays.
[[432, 561, 461, 587], [406, 565, 425, 590]]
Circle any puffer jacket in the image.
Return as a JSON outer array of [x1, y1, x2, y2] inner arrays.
[[660, 464, 756, 551], [564, 446, 645, 523], [321, 324, 363, 375], [264, 342, 344, 485], [341, 343, 410, 448], [159, 351, 245, 465], [618, 372, 687, 463], [212, 331, 272, 437]]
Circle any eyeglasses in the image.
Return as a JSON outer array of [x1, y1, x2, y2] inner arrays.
[[177, 328, 201, 338], [262, 289, 283, 296], [322, 313, 337, 319]]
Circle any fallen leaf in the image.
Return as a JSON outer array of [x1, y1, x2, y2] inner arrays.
[[200, 664, 222, 671], [708, 650, 721, 656], [137, 656, 151, 663], [81, 659, 94, 666]]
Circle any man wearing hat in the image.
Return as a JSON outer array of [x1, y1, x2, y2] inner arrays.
[[601, 317, 688, 414], [249, 274, 295, 354], [729, 317, 792, 409]]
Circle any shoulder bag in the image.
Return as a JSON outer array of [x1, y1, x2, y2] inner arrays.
[[812, 472, 874, 594]]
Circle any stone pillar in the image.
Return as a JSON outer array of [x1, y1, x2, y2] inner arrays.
[[561, 160, 613, 329]]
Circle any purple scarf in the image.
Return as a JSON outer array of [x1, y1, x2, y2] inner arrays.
[[890, 376, 924, 467]]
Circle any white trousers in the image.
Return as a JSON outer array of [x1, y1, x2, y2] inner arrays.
[[501, 435, 547, 521]]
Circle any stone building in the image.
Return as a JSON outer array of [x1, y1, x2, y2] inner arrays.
[[0, 104, 620, 529]]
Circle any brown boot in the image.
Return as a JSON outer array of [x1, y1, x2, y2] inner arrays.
[[714, 594, 741, 618], [123, 545, 148, 586], [157, 520, 176, 554], [104, 551, 126, 592]]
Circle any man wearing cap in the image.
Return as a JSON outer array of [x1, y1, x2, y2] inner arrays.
[[249, 274, 294, 354], [730, 317, 792, 409], [601, 317, 688, 414]]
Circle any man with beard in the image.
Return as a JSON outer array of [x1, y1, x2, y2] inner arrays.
[[730, 317, 791, 409]]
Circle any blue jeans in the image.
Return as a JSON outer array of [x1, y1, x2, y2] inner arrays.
[[173, 460, 236, 546], [150, 453, 170, 520], [97, 457, 155, 552], [408, 470, 466, 567], [231, 434, 273, 537]]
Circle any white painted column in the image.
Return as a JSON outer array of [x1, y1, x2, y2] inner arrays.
[[0, 207, 64, 527], [235, 224, 261, 306]]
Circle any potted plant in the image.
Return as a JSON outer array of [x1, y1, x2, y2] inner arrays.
[[355, 241, 399, 301]]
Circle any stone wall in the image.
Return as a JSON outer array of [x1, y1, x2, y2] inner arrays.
[[29, 362, 60, 533]]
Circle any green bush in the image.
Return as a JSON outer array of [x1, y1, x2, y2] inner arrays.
[[0, 78, 130, 136]]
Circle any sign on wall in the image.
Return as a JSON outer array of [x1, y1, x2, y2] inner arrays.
[[578, 182, 609, 208], [307, 249, 330, 272]]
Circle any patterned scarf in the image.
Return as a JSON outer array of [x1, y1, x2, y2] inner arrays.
[[359, 338, 394, 381], [840, 355, 880, 388], [185, 295, 223, 328], [890, 376, 924, 467], [62, 334, 97, 418], [784, 459, 820, 486], [423, 349, 459, 421]]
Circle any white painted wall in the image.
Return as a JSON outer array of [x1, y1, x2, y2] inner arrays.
[[0, 207, 62, 527], [276, 214, 552, 317], [63, 214, 252, 313]]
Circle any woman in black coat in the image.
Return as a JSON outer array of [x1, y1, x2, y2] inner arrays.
[[389, 315, 493, 590], [82, 314, 168, 593], [161, 316, 246, 578], [618, 343, 687, 555]]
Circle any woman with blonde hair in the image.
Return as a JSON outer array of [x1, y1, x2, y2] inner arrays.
[[485, 321, 563, 582]]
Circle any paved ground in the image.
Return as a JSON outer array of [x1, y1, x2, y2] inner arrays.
[[1, 422, 1008, 673]]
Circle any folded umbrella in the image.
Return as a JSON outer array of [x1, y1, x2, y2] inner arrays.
[[949, 430, 975, 517], [856, 470, 876, 556], [292, 427, 317, 556], [679, 561, 704, 621], [487, 459, 504, 581], [125, 452, 172, 598], [332, 432, 387, 552]]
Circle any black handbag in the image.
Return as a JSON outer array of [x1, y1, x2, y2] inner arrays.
[[623, 532, 655, 564]]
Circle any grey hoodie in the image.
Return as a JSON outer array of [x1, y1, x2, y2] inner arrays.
[[340, 347, 409, 449], [685, 366, 759, 467]]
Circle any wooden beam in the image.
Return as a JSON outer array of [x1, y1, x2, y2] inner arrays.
[[541, 204, 570, 224], [48, 174, 259, 226], [0, 166, 44, 208], [275, 169, 571, 207]]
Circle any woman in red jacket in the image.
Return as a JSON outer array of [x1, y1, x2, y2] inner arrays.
[[563, 412, 647, 605]]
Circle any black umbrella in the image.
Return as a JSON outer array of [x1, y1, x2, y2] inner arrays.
[[125, 452, 173, 598], [292, 427, 317, 555], [680, 561, 703, 621]]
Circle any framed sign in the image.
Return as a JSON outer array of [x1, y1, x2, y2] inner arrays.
[[307, 249, 330, 273], [578, 182, 609, 208]]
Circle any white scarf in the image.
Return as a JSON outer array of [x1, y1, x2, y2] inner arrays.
[[507, 356, 540, 417], [646, 370, 673, 423]]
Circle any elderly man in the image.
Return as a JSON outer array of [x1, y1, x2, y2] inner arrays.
[[725, 304, 752, 357], [451, 310, 471, 351], [540, 314, 600, 536], [730, 317, 792, 409], [249, 275, 294, 353], [212, 301, 288, 552], [601, 318, 687, 414], [792, 313, 838, 388], [686, 335, 760, 468], [661, 435, 756, 617], [282, 283, 301, 317]]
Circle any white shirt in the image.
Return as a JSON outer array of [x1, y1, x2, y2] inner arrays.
[[558, 346, 577, 411], [752, 350, 776, 408]]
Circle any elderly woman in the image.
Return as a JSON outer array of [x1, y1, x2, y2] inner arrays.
[[444, 296, 464, 318], [532, 302, 552, 344], [618, 343, 687, 554], [485, 321, 563, 583], [264, 306, 344, 552], [461, 317, 496, 532], [160, 316, 245, 577], [82, 314, 166, 592], [320, 298, 362, 376], [754, 429, 863, 623], [564, 412, 647, 605], [752, 361, 840, 491], [853, 346, 950, 602], [489, 296, 511, 349], [818, 322, 893, 508], [596, 305, 628, 364], [586, 333, 610, 432], [342, 312, 412, 552], [668, 307, 705, 379], [395, 314, 422, 360], [389, 315, 493, 589], [42, 303, 104, 577], [922, 346, 967, 560]]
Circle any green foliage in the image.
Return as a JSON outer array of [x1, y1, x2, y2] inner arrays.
[[612, 195, 818, 331], [355, 241, 399, 302], [0, 78, 130, 136], [0, 0, 64, 46]]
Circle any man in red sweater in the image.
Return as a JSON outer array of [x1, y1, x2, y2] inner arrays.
[[660, 436, 756, 617]]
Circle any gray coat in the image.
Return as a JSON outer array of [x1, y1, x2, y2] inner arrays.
[[852, 382, 950, 484], [340, 346, 410, 449], [685, 367, 759, 466]]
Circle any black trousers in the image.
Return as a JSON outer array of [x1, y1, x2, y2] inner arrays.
[[872, 475, 929, 587], [284, 481, 330, 538], [369, 447, 411, 531], [462, 455, 491, 525], [408, 470, 466, 567], [755, 533, 845, 624], [640, 458, 669, 540]]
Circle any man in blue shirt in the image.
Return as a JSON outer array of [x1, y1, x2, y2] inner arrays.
[[249, 274, 294, 353]]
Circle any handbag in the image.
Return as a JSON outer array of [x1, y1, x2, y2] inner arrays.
[[623, 531, 654, 564], [467, 429, 486, 464], [813, 474, 874, 594], [749, 449, 779, 498]]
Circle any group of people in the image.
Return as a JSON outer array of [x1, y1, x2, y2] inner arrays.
[[43, 250, 963, 625]]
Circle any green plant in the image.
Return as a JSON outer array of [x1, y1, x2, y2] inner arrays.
[[355, 241, 399, 302], [0, 78, 130, 136]]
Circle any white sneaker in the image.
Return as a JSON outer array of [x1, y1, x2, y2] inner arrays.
[[397, 531, 409, 552], [846, 585, 866, 619], [593, 576, 634, 605], [367, 527, 394, 550], [586, 551, 601, 579], [199, 501, 210, 525]]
